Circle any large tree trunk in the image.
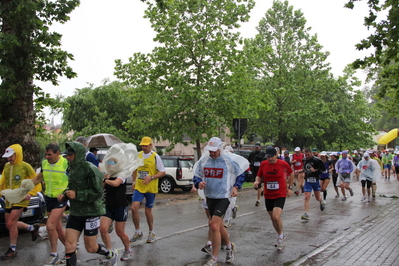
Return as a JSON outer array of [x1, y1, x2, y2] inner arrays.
[[0, 0, 40, 172]]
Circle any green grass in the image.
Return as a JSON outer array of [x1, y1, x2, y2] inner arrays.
[[242, 182, 254, 188]]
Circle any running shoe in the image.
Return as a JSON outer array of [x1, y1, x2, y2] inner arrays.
[[368, 196, 371, 202], [335, 194, 340, 198], [32, 223, 40, 241], [0, 248, 17, 260], [129, 232, 143, 243], [342, 196, 347, 201], [349, 189, 354, 196], [44, 254, 59, 265], [301, 213, 309, 220], [275, 235, 286, 250], [224, 220, 232, 228], [294, 191, 299, 196], [320, 201, 325, 211], [146, 232, 156, 243], [201, 244, 212, 254], [255, 200, 260, 207], [203, 259, 218, 266], [361, 196, 367, 202], [232, 205, 239, 219], [120, 249, 133, 261], [106, 249, 118, 266], [225, 243, 236, 263]]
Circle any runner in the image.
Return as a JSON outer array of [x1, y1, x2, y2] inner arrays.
[[335, 150, 354, 201], [254, 146, 294, 251], [319, 152, 332, 203], [194, 137, 248, 266], [329, 152, 340, 198], [248, 142, 265, 206], [301, 148, 326, 220], [290, 147, 305, 196], [357, 152, 381, 202]]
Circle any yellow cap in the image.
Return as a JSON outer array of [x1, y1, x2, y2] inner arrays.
[[139, 136, 152, 146]]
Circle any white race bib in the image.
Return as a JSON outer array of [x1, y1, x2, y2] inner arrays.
[[138, 171, 149, 180], [85, 217, 100, 230], [307, 177, 317, 183], [254, 162, 261, 167], [266, 181, 279, 190]]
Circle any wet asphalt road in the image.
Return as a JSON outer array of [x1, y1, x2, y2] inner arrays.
[[0, 178, 398, 266]]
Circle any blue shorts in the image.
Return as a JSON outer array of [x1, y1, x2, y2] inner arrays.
[[45, 195, 67, 212], [384, 164, 392, 170], [132, 190, 156, 208], [104, 206, 128, 222], [304, 180, 321, 192]]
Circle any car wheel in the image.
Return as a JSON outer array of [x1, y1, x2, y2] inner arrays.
[[159, 177, 175, 194], [181, 187, 192, 192]]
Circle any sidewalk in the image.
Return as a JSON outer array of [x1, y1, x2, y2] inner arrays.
[[292, 182, 399, 266]]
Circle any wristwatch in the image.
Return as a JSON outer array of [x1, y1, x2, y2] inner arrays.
[[151, 176, 154, 180], [288, 186, 293, 190]]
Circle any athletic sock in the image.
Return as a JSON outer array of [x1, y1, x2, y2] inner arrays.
[[323, 190, 327, 200]]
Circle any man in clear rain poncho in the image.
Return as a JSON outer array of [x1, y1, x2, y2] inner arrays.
[[357, 152, 381, 202], [193, 137, 249, 266]]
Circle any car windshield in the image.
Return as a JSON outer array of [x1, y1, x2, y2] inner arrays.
[[180, 159, 194, 169]]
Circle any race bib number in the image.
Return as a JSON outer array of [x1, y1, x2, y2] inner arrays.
[[266, 181, 279, 190], [138, 171, 149, 180], [85, 217, 100, 230], [295, 162, 301, 166], [307, 177, 317, 183], [254, 161, 261, 167]]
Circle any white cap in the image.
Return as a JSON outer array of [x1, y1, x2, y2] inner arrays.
[[363, 152, 370, 157], [354, 150, 358, 154], [205, 137, 222, 152], [330, 152, 337, 156], [294, 147, 301, 151], [320, 152, 327, 156], [2, 147, 15, 158]]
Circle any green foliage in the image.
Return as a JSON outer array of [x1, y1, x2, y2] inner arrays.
[[345, 0, 399, 112], [62, 80, 138, 143], [244, 1, 376, 151], [115, 0, 258, 156]]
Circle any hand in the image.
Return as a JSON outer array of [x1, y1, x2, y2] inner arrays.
[[142, 175, 152, 185], [286, 188, 292, 197], [199, 181, 206, 190], [231, 187, 238, 197], [254, 181, 259, 190], [65, 190, 76, 199], [57, 194, 66, 202], [24, 194, 31, 200]]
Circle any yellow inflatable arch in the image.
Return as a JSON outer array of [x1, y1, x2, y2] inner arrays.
[[378, 129, 399, 145]]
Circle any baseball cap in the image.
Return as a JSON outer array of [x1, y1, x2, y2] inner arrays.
[[224, 145, 233, 153], [320, 152, 327, 156], [294, 147, 301, 152], [342, 150, 348, 154], [363, 152, 370, 157], [265, 147, 277, 157], [255, 142, 261, 147], [312, 148, 318, 152], [284, 150, 289, 154], [354, 150, 358, 154], [89, 147, 99, 152], [2, 147, 15, 158], [61, 147, 75, 156], [330, 152, 337, 156], [139, 136, 152, 146], [205, 137, 222, 152]]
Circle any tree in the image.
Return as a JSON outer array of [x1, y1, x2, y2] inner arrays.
[[62, 80, 137, 143], [244, 0, 333, 149], [0, 0, 79, 170], [115, 0, 257, 158], [345, 0, 399, 110]]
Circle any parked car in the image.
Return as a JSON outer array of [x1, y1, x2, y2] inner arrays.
[[158, 156, 195, 194], [0, 191, 46, 230]]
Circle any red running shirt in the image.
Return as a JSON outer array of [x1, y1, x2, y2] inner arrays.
[[292, 153, 305, 170], [257, 159, 293, 199]]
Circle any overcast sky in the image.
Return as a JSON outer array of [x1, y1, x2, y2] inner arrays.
[[38, 0, 372, 124]]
